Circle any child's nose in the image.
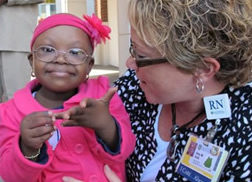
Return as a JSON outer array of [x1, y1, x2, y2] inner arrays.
[[53, 51, 69, 64]]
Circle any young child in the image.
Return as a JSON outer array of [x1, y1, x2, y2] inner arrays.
[[0, 13, 135, 182]]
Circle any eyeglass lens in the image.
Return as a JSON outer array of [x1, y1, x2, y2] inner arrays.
[[34, 46, 90, 65], [129, 41, 168, 67]]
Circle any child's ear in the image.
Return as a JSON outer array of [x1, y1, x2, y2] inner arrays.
[[27, 53, 33, 67], [87, 57, 95, 73]]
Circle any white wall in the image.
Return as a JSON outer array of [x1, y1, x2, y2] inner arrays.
[[107, 0, 118, 67], [117, 0, 130, 75], [68, 0, 87, 18], [86, 0, 94, 15], [108, 0, 130, 74], [56, 0, 67, 13]]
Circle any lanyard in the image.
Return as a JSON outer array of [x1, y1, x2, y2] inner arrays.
[[167, 103, 205, 161], [171, 103, 205, 133]]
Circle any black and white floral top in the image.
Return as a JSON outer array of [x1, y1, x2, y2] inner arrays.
[[113, 69, 252, 182]]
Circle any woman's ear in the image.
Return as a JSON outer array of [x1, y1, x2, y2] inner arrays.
[[27, 53, 33, 67], [195, 57, 220, 81]]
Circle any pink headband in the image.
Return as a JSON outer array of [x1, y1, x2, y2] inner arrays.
[[30, 13, 111, 51]]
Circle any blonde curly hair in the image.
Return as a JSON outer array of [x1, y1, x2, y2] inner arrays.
[[128, 0, 252, 87]]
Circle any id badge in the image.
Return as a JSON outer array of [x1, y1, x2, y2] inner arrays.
[[176, 134, 229, 182]]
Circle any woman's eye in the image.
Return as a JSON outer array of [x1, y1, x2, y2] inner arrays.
[[138, 55, 147, 59], [135, 52, 147, 59], [135, 50, 147, 59]]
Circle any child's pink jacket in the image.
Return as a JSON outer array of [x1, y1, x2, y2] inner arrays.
[[0, 76, 135, 182]]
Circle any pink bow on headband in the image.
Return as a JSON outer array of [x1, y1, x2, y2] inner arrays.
[[83, 14, 111, 46], [30, 13, 111, 51]]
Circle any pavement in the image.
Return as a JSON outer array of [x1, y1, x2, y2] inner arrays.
[[90, 65, 119, 85]]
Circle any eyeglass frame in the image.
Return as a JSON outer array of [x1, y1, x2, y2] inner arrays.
[[32, 45, 93, 65], [129, 41, 168, 67]]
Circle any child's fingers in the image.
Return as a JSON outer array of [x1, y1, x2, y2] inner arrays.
[[54, 109, 78, 120], [79, 98, 95, 108], [61, 120, 79, 127], [99, 87, 117, 103], [35, 133, 54, 146], [30, 125, 56, 137], [54, 112, 71, 120], [54, 106, 85, 120], [22, 132, 53, 150], [22, 111, 54, 129], [78, 87, 117, 109]]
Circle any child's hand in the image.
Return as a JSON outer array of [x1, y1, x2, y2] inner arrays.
[[20, 111, 55, 159], [55, 88, 116, 128], [55, 88, 118, 149]]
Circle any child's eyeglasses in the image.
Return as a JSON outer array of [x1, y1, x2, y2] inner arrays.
[[129, 43, 168, 67], [33, 45, 92, 65]]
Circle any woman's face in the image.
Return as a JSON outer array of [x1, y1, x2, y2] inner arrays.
[[30, 26, 94, 93], [127, 28, 196, 104]]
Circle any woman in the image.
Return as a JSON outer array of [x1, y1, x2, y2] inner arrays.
[[115, 0, 252, 181], [64, 0, 252, 181]]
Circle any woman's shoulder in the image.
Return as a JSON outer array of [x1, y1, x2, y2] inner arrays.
[[220, 84, 252, 137], [112, 69, 145, 104], [225, 83, 252, 123], [227, 83, 252, 109], [228, 82, 252, 96], [225, 84, 252, 128], [113, 69, 140, 90]]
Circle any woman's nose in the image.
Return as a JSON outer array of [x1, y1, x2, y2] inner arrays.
[[126, 57, 138, 71]]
